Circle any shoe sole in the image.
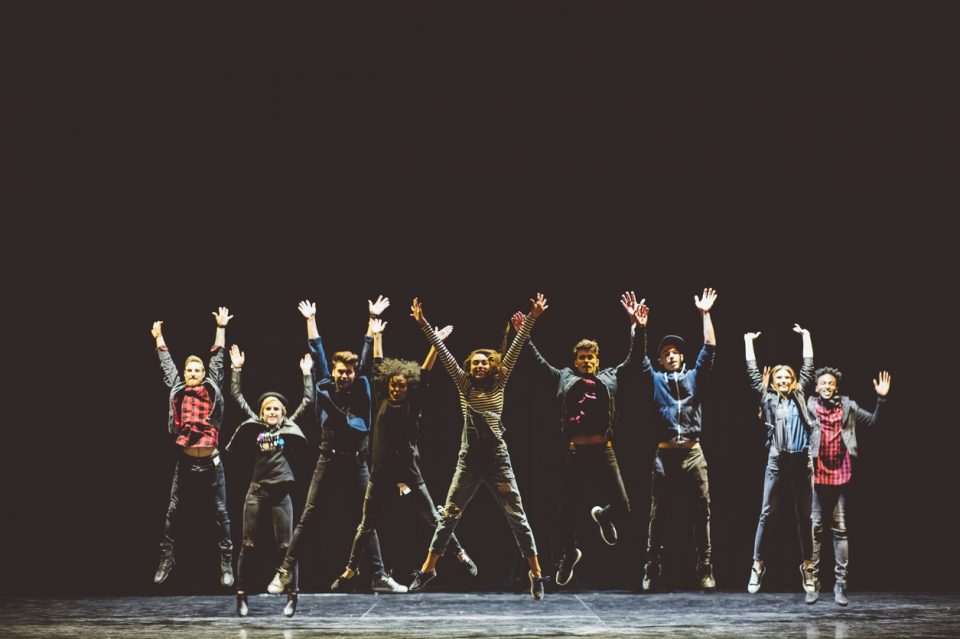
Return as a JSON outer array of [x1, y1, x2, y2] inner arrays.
[[555, 549, 582, 586], [408, 573, 436, 593], [591, 507, 617, 546]]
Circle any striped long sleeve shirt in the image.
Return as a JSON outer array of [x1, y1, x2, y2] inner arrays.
[[421, 314, 536, 438]]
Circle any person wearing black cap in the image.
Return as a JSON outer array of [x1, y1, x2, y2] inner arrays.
[[515, 291, 648, 587], [226, 345, 314, 617], [639, 288, 718, 592], [268, 296, 408, 596]]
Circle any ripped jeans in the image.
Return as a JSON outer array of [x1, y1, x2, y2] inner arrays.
[[429, 439, 538, 557], [237, 481, 296, 592]]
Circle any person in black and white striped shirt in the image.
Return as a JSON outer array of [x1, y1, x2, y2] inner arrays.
[[408, 293, 549, 600]]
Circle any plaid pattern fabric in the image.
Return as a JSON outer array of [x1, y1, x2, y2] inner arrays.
[[176, 384, 218, 448], [815, 400, 850, 485]]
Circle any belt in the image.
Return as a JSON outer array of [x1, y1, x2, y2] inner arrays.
[[770, 446, 809, 456], [658, 439, 700, 450], [321, 448, 366, 458], [569, 440, 612, 451]]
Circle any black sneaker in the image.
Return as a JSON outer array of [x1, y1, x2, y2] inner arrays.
[[331, 570, 359, 593], [556, 548, 582, 587], [154, 547, 175, 585], [236, 592, 248, 617], [697, 562, 716, 591], [283, 592, 298, 617], [456, 550, 478, 577], [408, 569, 437, 592], [529, 571, 545, 600], [268, 567, 292, 595], [834, 582, 849, 606], [641, 561, 661, 593], [219, 548, 234, 588], [590, 506, 618, 545]]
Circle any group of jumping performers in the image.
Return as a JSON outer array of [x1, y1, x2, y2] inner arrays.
[[150, 289, 890, 615]]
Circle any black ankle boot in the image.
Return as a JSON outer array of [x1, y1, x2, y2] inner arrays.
[[236, 591, 248, 617], [154, 544, 175, 584], [284, 592, 298, 618], [220, 546, 234, 588]]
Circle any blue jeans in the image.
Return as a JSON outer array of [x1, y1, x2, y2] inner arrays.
[[753, 449, 813, 562], [812, 483, 849, 585], [430, 439, 537, 557], [161, 452, 232, 554]]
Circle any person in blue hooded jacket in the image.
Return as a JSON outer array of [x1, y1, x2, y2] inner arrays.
[[639, 288, 718, 592]]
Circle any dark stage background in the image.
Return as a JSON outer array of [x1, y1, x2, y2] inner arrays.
[[3, 3, 954, 596]]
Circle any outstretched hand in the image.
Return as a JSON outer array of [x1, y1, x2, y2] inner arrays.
[[744, 331, 762, 340], [792, 323, 810, 336], [300, 354, 313, 375], [436, 325, 454, 341], [213, 307, 233, 328], [694, 288, 717, 313], [761, 365, 772, 390], [410, 298, 427, 326], [529, 292, 549, 318], [151, 321, 164, 339], [298, 300, 316, 319], [511, 312, 525, 332], [369, 294, 390, 317], [873, 370, 892, 397], [230, 344, 245, 368], [369, 318, 388, 335]]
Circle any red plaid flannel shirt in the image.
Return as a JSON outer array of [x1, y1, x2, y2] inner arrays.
[[815, 400, 851, 485], [176, 384, 218, 448]]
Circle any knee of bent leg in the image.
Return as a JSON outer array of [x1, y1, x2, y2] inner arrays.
[[832, 521, 848, 539], [495, 482, 522, 517]]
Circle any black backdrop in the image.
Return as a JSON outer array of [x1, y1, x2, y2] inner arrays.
[[3, 2, 952, 595]]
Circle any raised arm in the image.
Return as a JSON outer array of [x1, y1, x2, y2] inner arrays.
[[422, 325, 453, 372], [208, 307, 231, 386], [290, 354, 316, 422], [512, 311, 560, 380], [412, 297, 469, 389], [744, 331, 765, 394], [153, 320, 180, 388], [370, 318, 386, 360], [500, 293, 547, 383], [300, 300, 331, 380], [694, 288, 717, 346], [229, 344, 257, 420], [614, 291, 650, 376], [793, 324, 814, 388]]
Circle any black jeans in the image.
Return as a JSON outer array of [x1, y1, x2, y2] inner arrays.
[[753, 449, 813, 562], [647, 445, 711, 566], [347, 477, 464, 572], [282, 449, 384, 577], [161, 452, 232, 555], [237, 481, 296, 592], [555, 442, 630, 559], [430, 439, 537, 557], [812, 483, 849, 585]]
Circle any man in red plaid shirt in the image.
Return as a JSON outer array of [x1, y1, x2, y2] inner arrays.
[[807, 366, 890, 606], [152, 307, 235, 588]]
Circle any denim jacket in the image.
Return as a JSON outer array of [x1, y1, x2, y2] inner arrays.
[[747, 357, 818, 451], [309, 335, 374, 454]]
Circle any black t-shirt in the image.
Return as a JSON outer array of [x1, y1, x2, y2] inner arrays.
[[564, 375, 610, 438], [251, 427, 295, 486]]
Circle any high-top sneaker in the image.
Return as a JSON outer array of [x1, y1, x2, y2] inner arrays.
[[283, 592, 298, 617], [236, 592, 248, 617], [219, 547, 235, 588]]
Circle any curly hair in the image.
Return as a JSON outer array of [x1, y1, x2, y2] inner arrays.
[[375, 358, 422, 386], [815, 366, 843, 387]]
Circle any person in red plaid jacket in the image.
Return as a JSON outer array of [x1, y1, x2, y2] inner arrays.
[[806, 367, 890, 606], [151, 307, 234, 589]]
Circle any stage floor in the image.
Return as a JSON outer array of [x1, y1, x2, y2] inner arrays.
[[2, 592, 958, 638]]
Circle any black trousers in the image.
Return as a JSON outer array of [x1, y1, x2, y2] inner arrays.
[[554, 442, 630, 559], [161, 452, 232, 554], [282, 450, 384, 577], [647, 445, 711, 566], [237, 481, 296, 592], [347, 476, 465, 572]]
